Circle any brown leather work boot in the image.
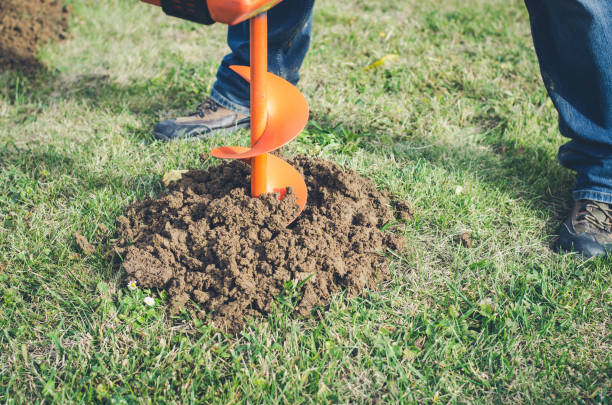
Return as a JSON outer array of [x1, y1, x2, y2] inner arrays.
[[556, 199, 612, 258], [153, 98, 249, 141]]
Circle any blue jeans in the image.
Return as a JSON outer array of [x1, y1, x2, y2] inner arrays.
[[210, 0, 315, 116], [525, 0, 612, 203]]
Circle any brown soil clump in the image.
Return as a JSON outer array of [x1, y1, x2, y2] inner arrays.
[[0, 0, 70, 73], [74, 231, 95, 255], [114, 157, 407, 333]]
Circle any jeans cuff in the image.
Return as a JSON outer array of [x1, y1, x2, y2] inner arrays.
[[209, 87, 251, 116], [573, 189, 612, 204]]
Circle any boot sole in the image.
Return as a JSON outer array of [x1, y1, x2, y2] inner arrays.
[[154, 121, 250, 142]]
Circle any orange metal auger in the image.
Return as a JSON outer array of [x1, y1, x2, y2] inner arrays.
[[142, 0, 308, 219], [210, 11, 309, 218]]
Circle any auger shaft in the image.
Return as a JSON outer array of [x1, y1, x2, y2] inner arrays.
[[250, 12, 268, 198], [208, 3, 309, 221], [142, 0, 309, 220]]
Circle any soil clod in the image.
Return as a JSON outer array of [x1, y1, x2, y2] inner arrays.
[[74, 232, 95, 255], [393, 199, 413, 221], [114, 157, 406, 333], [455, 230, 473, 248]]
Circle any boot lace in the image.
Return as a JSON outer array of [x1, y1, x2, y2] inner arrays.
[[192, 99, 218, 118], [577, 201, 612, 233]]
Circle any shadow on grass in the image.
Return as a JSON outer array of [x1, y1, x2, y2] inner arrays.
[[0, 140, 162, 200], [307, 111, 574, 220], [2, 66, 574, 226], [2, 67, 210, 143]]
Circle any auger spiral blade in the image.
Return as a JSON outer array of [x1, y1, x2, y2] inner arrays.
[[210, 11, 308, 221], [211, 66, 309, 160]]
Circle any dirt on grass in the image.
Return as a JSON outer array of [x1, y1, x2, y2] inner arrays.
[[0, 0, 70, 73], [113, 157, 409, 333], [74, 231, 96, 255]]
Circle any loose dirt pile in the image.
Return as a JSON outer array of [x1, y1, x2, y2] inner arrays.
[[114, 157, 409, 333], [0, 0, 69, 73]]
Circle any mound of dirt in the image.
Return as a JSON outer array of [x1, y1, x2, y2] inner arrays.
[[114, 157, 408, 333], [0, 0, 69, 73]]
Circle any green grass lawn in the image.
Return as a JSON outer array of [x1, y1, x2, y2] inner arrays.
[[1, 0, 610, 402]]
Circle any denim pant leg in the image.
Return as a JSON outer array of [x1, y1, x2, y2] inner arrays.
[[524, 0, 612, 203], [210, 0, 315, 115]]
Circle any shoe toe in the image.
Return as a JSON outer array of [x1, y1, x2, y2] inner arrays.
[[153, 120, 175, 140], [556, 224, 607, 258]]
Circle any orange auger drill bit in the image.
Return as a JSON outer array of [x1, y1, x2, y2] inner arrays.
[[142, 0, 308, 218], [210, 12, 309, 216]]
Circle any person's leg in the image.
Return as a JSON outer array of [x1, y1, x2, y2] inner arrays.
[[524, 0, 612, 256], [211, 0, 315, 114], [154, 0, 315, 140]]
